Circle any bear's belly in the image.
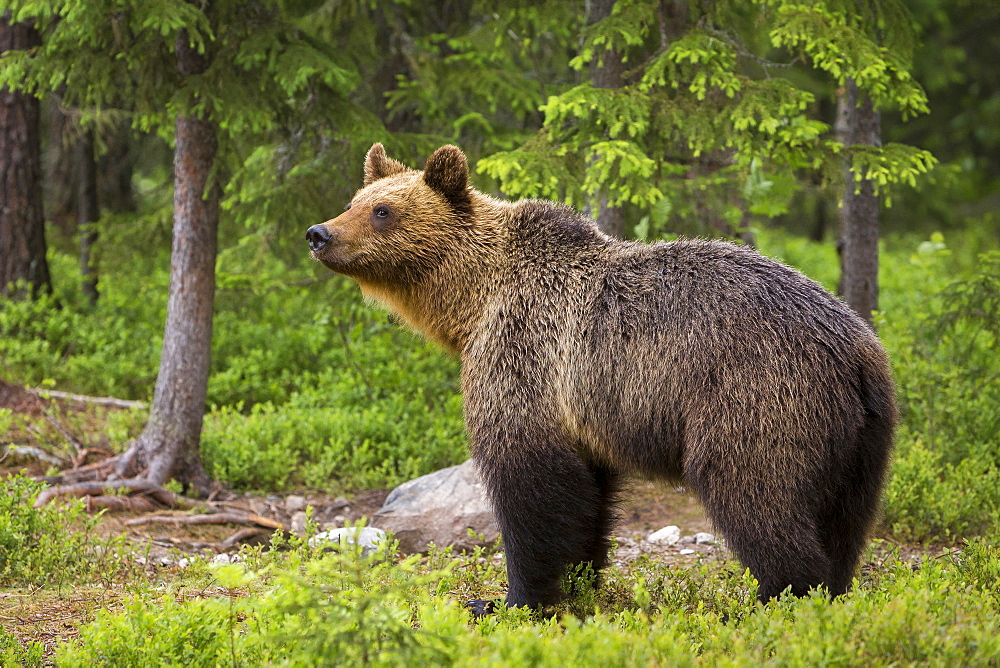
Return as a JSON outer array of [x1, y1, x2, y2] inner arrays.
[[556, 389, 686, 481]]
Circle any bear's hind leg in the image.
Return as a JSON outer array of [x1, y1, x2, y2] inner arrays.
[[693, 476, 831, 602], [478, 447, 611, 611], [722, 509, 831, 602], [817, 420, 893, 596]]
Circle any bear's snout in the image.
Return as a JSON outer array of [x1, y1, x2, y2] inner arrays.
[[306, 224, 332, 252]]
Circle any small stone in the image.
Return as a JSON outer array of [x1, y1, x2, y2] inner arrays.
[[694, 532, 716, 544], [309, 527, 388, 556], [333, 514, 346, 524], [679, 548, 696, 555], [212, 553, 242, 564], [285, 495, 308, 512], [290, 511, 308, 536], [178, 557, 191, 568], [331, 496, 350, 510], [647, 525, 681, 545]]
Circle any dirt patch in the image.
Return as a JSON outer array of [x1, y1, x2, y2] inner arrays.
[[0, 586, 125, 661], [0, 378, 47, 416], [619, 481, 712, 537]]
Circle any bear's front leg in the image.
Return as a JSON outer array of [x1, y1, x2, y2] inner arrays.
[[472, 436, 611, 612]]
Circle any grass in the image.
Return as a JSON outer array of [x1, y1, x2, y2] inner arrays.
[[10, 524, 999, 667], [1, 216, 998, 663]]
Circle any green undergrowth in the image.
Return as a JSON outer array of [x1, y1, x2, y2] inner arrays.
[[52, 534, 1000, 667], [0, 477, 130, 588], [1, 220, 998, 537], [0, 475, 997, 665]]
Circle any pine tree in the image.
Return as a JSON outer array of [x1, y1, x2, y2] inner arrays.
[[0, 11, 49, 298], [1, 0, 365, 496], [477, 0, 936, 316]]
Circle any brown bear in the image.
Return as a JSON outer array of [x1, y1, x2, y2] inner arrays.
[[306, 143, 897, 614]]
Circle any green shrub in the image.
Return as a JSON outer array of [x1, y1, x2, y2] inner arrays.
[[0, 626, 43, 668], [884, 435, 1000, 542], [0, 476, 105, 586], [201, 390, 466, 491], [55, 538, 1000, 666], [876, 241, 1000, 541]]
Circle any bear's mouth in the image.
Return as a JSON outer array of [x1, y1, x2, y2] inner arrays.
[[312, 246, 366, 275]]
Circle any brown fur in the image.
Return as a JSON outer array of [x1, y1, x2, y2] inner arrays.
[[306, 144, 897, 611]]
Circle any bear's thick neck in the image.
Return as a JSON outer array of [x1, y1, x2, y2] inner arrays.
[[357, 192, 507, 354]]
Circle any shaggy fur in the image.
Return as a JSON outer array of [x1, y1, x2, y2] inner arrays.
[[306, 144, 897, 611]]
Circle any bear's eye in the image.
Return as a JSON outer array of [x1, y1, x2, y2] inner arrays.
[[344, 202, 352, 211], [373, 205, 391, 218]]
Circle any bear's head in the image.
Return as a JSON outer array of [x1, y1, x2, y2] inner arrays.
[[306, 143, 474, 284]]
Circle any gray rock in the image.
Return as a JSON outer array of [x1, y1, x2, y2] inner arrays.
[[679, 535, 695, 545], [694, 531, 716, 544], [290, 511, 308, 536], [309, 527, 388, 557], [285, 495, 308, 512], [647, 525, 681, 545], [372, 459, 499, 554]]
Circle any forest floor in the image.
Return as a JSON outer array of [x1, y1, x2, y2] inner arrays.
[[0, 377, 715, 548], [0, 378, 940, 660]]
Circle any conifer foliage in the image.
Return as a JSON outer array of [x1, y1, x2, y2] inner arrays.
[[0, 0, 944, 494], [0, 0, 362, 494], [479, 0, 936, 246]]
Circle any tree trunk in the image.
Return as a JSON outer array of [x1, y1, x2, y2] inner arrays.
[[586, 0, 626, 238], [114, 31, 217, 495], [78, 129, 99, 306], [0, 15, 50, 298], [836, 78, 881, 325]]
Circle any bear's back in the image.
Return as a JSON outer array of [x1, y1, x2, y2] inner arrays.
[[477, 201, 884, 478]]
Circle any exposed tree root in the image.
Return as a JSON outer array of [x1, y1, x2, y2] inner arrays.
[[33, 479, 201, 510], [38, 455, 121, 486], [70, 447, 114, 468], [219, 527, 272, 549], [84, 495, 160, 513], [124, 511, 285, 531]]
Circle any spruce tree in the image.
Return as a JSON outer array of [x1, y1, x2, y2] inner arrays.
[[0, 11, 49, 298], [1, 0, 364, 495], [477, 0, 936, 319]]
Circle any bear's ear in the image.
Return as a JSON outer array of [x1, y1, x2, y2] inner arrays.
[[423, 145, 471, 211], [364, 143, 408, 186]]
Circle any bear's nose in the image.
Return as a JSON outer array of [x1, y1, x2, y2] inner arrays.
[[306, 225, 332, 252]]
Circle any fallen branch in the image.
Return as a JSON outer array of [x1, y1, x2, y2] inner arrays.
[[3, 444, 69, 467], [27, 388, 146, 410], [124, 512, 285, 531], [33, 479, 200, 510], [41, 408, 85, 452], [135, 527, 273, 554]]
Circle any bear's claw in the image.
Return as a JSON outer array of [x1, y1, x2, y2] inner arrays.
[[466, 599, 496, 617]]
